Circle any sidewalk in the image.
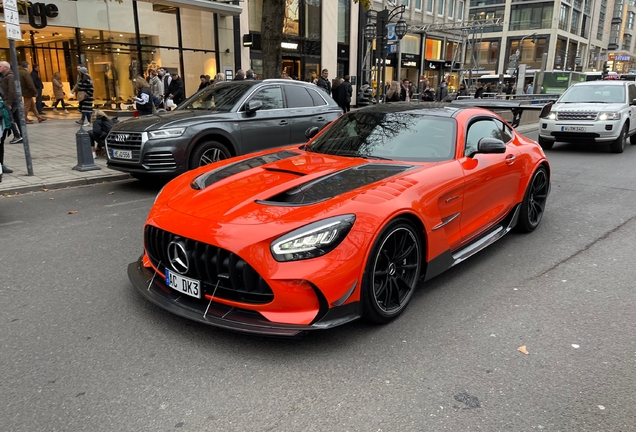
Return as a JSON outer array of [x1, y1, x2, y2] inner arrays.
[[0, 110, 131, 195], [0, 109, 539, 195]]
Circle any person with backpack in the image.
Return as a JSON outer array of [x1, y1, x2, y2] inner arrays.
[[88, 109, 118, 158]]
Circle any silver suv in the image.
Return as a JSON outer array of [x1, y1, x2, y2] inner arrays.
[[538, 80, 636, 153]]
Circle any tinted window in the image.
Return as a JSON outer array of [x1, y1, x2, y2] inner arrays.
[[250, 86, 284, 110], [285, 85, 314, 108], [465, 119, 502, 156], [494, 119, 513, 143], [180, 83, 251, 112], [308, 88, 328, 106], [629, 84, 636, 103]]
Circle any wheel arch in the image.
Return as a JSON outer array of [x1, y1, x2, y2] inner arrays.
[[187, 130, 238, 161]]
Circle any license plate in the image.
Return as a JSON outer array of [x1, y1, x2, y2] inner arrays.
[[112, 149, 133, 159], [561, 126, 586, 132], [165, 269, 201, 299]]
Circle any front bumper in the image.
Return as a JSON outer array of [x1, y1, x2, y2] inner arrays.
[[106, 135, 190, 176], [539, 120, 622, 143], [128, 257, 361, 337]]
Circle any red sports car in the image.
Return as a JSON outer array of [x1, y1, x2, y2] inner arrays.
[[128, 103, 550, 336]]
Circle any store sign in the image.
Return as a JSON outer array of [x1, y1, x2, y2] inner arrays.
[[615, 56, 630, 61], [402, 61, 417, 67], [0, 2, 59, 29]]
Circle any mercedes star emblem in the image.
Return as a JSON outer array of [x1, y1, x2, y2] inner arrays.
[[167, 240, 189, 274]]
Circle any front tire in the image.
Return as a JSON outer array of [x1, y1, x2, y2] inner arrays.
[[189, 140, 231, 169], [610, 124, 627, 153], [516, 166, 549, 233], [538, 136, 554, 150], [362, 218, 422, 324]]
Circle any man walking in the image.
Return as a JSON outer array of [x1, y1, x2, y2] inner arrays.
[[0, 61, 23, 145], [334, 75, 352, 112], [317, 68, 331, 96], [19, 61, 46, 123], [30, 64, 45, 115], [234, 69, 245, 80], [167, 71, 185, 108]]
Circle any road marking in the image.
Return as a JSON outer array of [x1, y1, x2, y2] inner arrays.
[[104, 198, 154, 208], [0, 220, 24, 227]]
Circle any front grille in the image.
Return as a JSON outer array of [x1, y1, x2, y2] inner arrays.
[[106, 132, 144, 161], [556, 111, 598, 121], [143, 152, 177, 170], [144, 225, 274, 304]]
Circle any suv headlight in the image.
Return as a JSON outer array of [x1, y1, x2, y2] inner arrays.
[[598, 112, 621, 121], [148, 128, 186, 140], [548, 112, 557, 120], [271, 215, 356, 262]]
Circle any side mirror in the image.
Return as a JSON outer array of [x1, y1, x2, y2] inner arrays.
[[305, 126, 320, 140], [630, 98, 636, 106], [246, 100, 263, 114], [539, 102, 553, 118], [477, 137, 506, 154]]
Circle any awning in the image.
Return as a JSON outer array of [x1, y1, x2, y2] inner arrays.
[[142, 0, 242, 15]]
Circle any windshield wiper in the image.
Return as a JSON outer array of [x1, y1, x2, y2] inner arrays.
[[354, 154, 393, 161]]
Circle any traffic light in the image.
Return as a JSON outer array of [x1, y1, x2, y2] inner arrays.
[[602, 61, 609, 77]]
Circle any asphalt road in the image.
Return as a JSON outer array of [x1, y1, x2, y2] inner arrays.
[[1, 134, 636, 431]]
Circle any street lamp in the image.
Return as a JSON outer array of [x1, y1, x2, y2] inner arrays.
[[364, 5, 407, 102], [514, 32, 536, 95]]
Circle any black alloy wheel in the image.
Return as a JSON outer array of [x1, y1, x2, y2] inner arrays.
[[610, 124, 627, 153], [189, 140, 232, 169], [362, 218, 422, 324], [516, 166, 549, 233]]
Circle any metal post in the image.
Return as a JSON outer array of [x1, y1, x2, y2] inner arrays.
[[73, 126, 101, 171], [535, 52, 548, 94], [377, 10, 388, 103], [9, 40, 34, 176]]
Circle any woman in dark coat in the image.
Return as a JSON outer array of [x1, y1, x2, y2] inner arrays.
[[88, 109, 117, 157], [76, 67, 94, 126]]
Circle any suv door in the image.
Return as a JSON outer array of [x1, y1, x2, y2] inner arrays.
[[283, 84, 332, 143], [239, 85, 290, 154], [628, 83, 636, 136]]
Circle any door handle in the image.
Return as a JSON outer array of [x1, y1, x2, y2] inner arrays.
[[279, 120, 288, 125], [316, 116, 325, 121], [505, 154, 516, 165]]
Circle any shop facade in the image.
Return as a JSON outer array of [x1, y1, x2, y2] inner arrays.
[[0, 0, 240, 106]]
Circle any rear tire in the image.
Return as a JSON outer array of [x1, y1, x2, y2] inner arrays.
[[538, 136, 554, 150], [189, 140, 231, 169], [610, 124, 627, 153], [516, 166, 549, 233], [361, 218, 422, 324]]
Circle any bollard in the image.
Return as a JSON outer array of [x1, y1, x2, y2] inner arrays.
[[72, 125, 101, 171]]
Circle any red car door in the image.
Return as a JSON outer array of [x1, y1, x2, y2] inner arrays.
[[458, 118, 523, 244]]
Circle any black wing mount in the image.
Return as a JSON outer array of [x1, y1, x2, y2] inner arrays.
[[450, 99, 555, 128]]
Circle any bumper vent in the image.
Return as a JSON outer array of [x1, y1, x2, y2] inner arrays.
[[144, 225, 274, 304], [143, 152, 177, 170], [556, 111, 598, 121]]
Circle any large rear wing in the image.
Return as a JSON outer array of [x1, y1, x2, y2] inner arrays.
[[450, 99, 555, 128]]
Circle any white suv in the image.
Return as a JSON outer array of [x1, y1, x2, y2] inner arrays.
[[538, 80, 636, 153]]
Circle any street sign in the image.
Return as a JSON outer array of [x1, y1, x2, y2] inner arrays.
[[3, 0, 21, 41], [387, 43, 398, 54], [387, 23, 397, 42]]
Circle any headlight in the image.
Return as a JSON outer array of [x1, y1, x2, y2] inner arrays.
[[598, 112, 621, 121], [271, 215, 356, 262], [148, 128, 186, 140], [548, 112, 557, 120]]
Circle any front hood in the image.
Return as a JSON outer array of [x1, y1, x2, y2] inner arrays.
[[553, 102, 624, 112], [112, 110, 234, 131], [164, 150, 422, 225]]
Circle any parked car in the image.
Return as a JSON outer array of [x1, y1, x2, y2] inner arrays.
[[105, 80, 342, 179], [538, 80, 636, 153], [127, 102, 550, 337]]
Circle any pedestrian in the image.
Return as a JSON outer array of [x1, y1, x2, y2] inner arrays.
[[212, 72, 224, 85], [245, 69, 256, 80], [334, 74, 353, 112], [420, 79, 434, 101], [148, 69, 164, 106], [0, 61, 23, 144], [385, 81, 402, 102], [89, 109, 118, 158], [400, 78, 413, 102], [70, 64, 83, 96], [455, 83, 468, 99], [234, 69, 245, 80], [75, 67, 94, 127], [157, 68, 172, 109], [526, 81, 534, 94], [30, 64, 45, 115], [317, 68, 331, 96], [19, 61, 46, 123], [133, 76, 154, 116], [436, 80, 448, 102], [0, 91, 13, 174], [51, 71, 69, 114], [474, 82, 484, 99], [167, 70, 185, 108], [198, 74, 210, 92]]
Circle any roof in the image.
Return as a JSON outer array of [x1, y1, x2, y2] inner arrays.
[[356, 102, 462, 118]]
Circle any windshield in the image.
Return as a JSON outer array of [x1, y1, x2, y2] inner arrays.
[[308, 111, 456, 162], [178, 83, 251, 112], [559, 84, 625, 103]]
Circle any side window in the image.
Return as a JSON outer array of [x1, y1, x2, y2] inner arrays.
[[250, 86, 284, 110], [465, 119, 502, 157], [494, 118, 513, 143], [308, 88, 328, 106], [628, 84, 636, 104], [284, 85, 314, 108]]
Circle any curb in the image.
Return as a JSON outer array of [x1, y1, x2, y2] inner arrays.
[[0, 173, 133, 196]]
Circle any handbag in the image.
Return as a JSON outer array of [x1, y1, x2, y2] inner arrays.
[[77, 91, 85, 102]]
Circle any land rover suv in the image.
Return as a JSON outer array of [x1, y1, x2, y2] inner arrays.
[[538, 80, 636, 153]]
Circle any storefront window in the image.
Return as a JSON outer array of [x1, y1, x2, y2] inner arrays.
[[306, 0, 321, 39], [249, 0, 263, 32], [338, 0, 351, 44], [401, 34, 421, 54], [425, 39, 442, 59], [285, 0, 300, 36]]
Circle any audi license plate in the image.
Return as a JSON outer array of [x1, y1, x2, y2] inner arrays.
[[112, 149, 133, 159], [165, 269, 201, 299], [561, 126, 586, 132]]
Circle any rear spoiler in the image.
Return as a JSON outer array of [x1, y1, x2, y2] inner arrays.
[[450, 99, 555, 128]]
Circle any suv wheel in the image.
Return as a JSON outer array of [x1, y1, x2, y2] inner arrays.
[[538, 136, 554, 150], [189, 140, 231, 168], [610, 124, 627, 153]]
